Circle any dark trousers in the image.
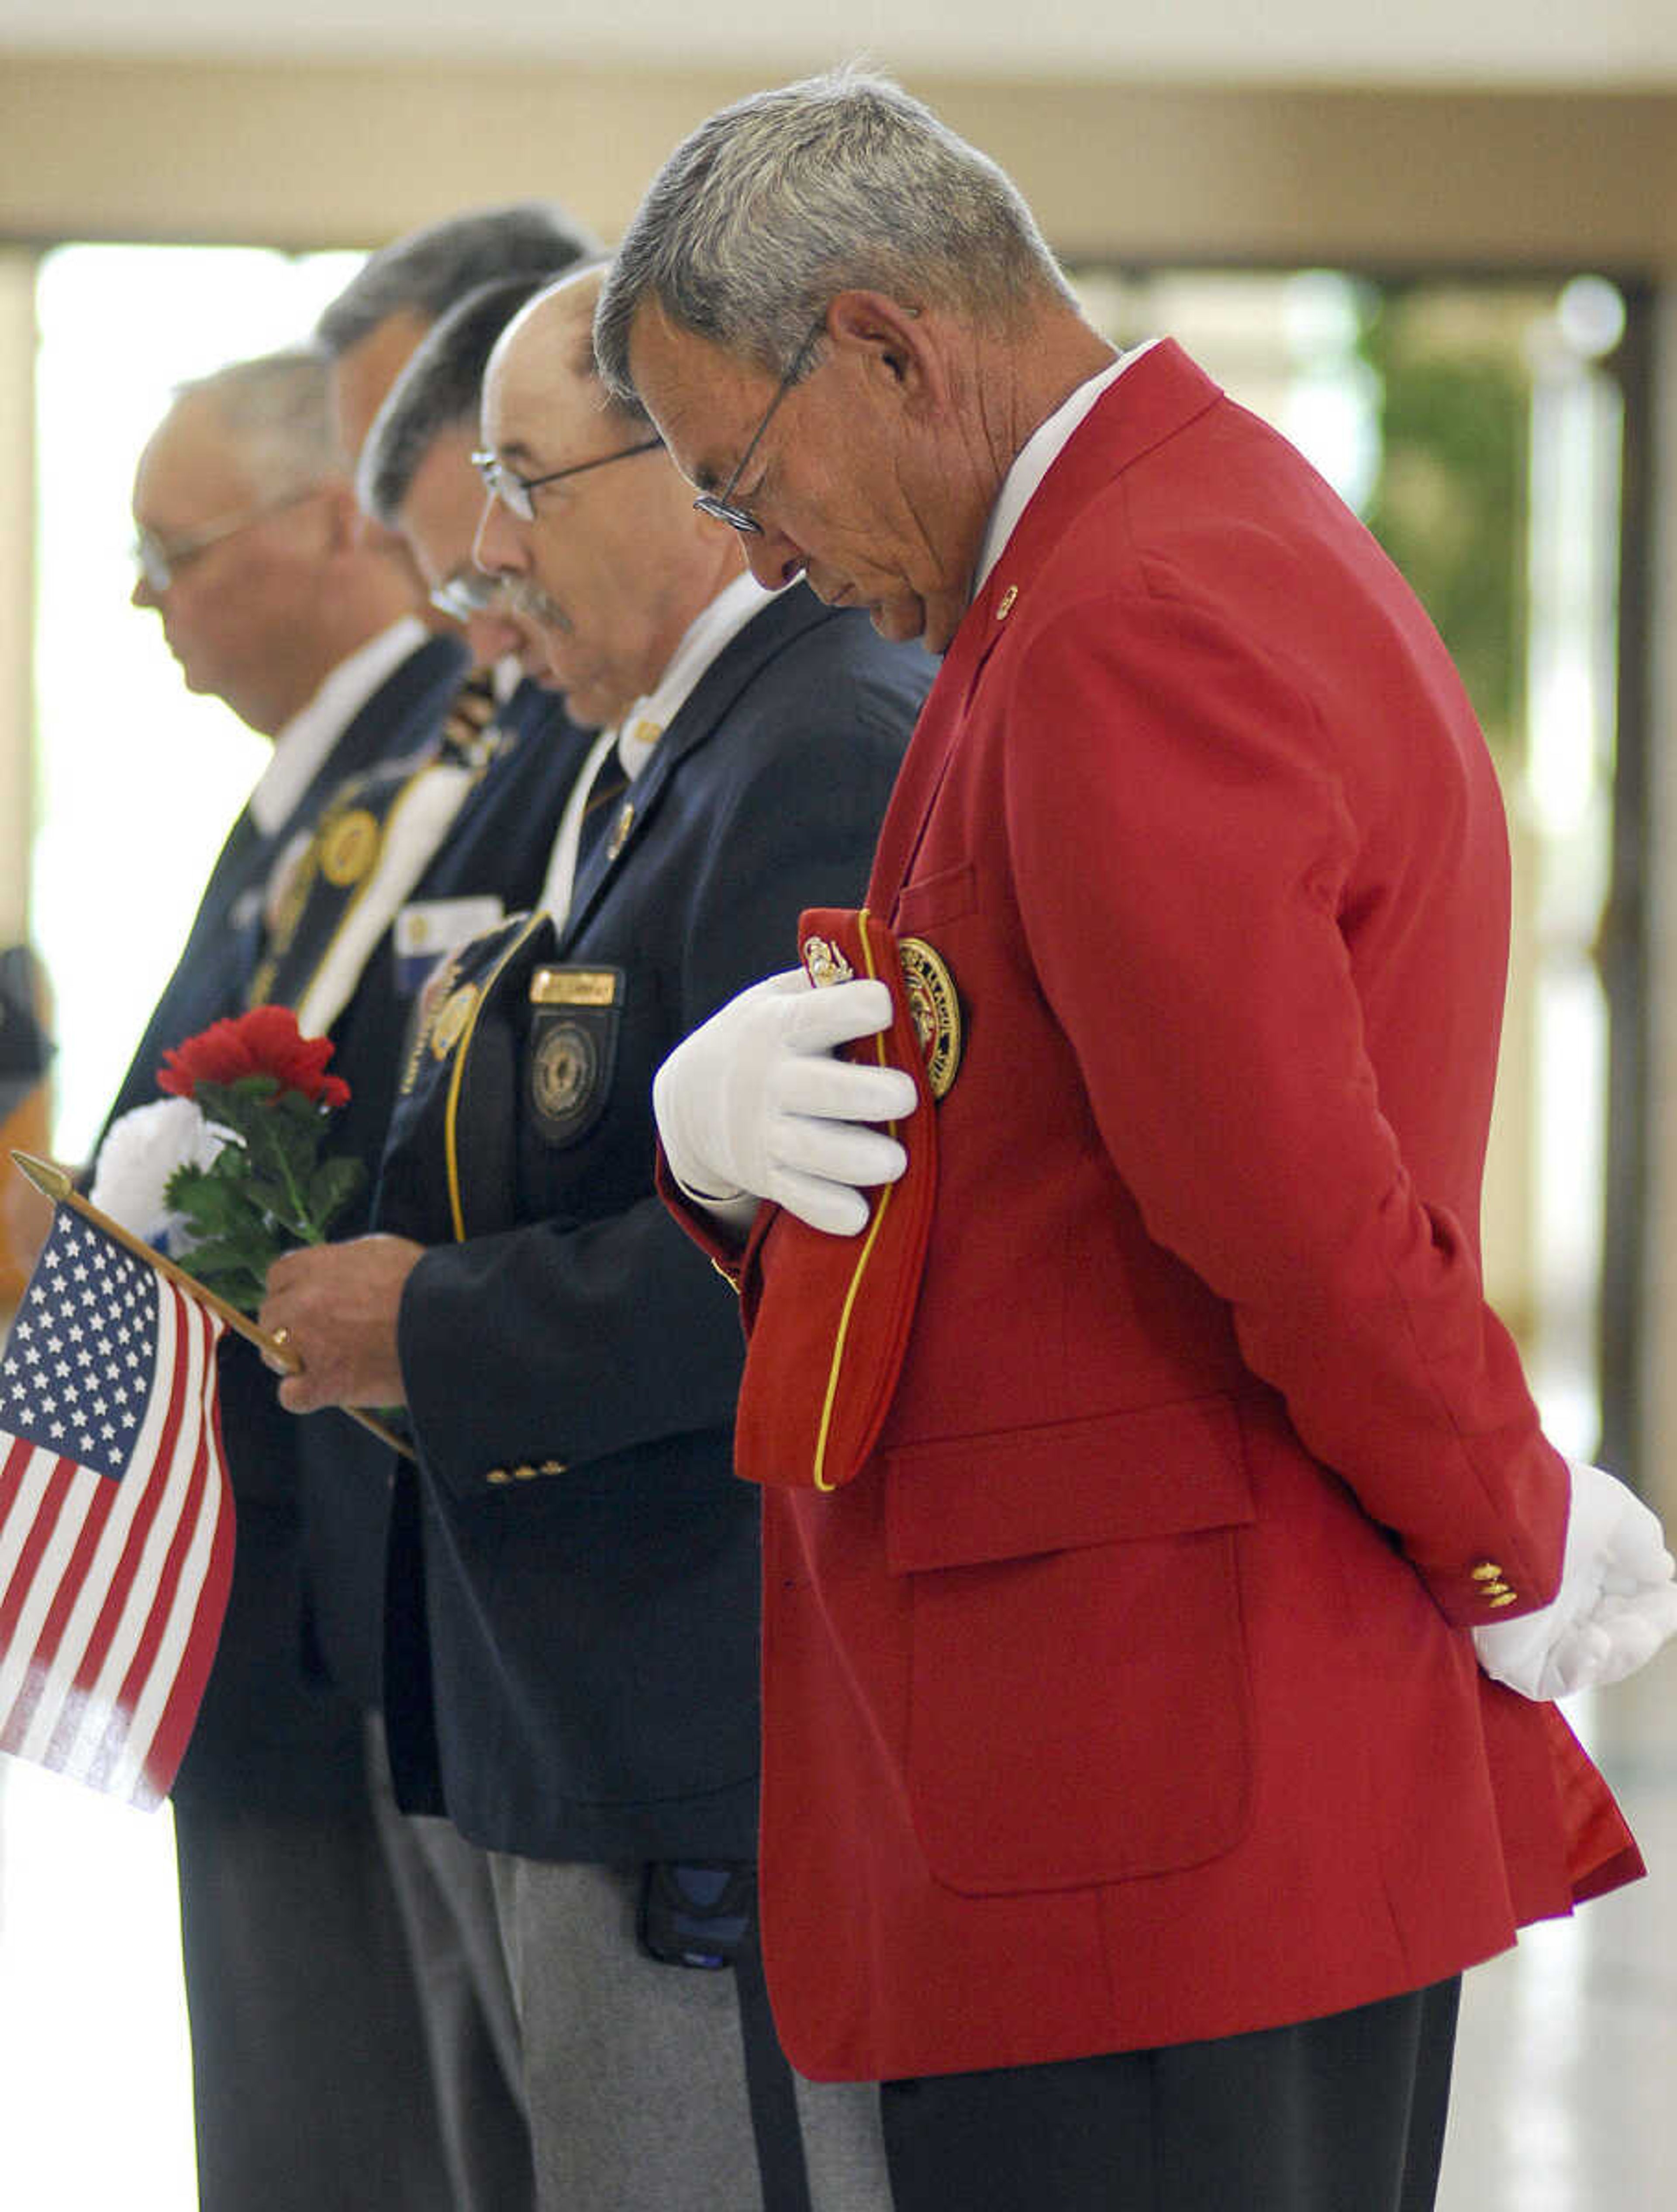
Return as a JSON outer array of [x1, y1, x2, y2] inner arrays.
[[174, 1786, 462, 2212], [880, 1977, 1460, 2212]]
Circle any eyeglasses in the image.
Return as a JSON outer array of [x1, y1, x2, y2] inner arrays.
[[471, 438, 663, 523], [693, 319, 825, 537], [428, 568, 507, 626], [131, 484, 324, 591]]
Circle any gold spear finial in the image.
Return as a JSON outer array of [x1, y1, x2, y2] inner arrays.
[[9, 1150, 74, 1203]]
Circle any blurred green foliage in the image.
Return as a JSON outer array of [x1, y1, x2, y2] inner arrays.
[[1358, 288, 1530, 758]]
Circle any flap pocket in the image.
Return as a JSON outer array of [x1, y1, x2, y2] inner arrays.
[[893, 861, 977, 934], [885, 1395, 1253, 1575]]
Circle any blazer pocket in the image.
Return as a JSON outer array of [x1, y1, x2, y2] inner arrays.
[[884, 1397, 1256, 1895], [893, 860, 977, 935]]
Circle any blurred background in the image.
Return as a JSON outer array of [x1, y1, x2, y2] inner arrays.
[[1, 5, 1675, 2205]]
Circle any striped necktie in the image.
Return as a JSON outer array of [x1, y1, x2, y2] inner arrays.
[[437, 668, 503, 771]]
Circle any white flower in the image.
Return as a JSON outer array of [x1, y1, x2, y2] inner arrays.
[[89, 1097, 230, 1244]]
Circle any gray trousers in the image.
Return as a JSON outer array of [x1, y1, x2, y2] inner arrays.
[[492, 1854, 891, 2212], [364, 1717, 534, 2212]]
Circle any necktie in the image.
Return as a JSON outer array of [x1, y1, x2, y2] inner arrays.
[[437, 668, 503, 771]]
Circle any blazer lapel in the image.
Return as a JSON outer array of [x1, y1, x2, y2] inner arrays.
[[870, 342, 1226, 909], [556, 586, 842, 953]]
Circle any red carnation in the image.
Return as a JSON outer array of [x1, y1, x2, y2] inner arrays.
[[158, 1005, 351, 1110]]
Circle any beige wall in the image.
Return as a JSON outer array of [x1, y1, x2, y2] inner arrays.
[[1, 59, 1677, 271], [0, 251, 34, 941]]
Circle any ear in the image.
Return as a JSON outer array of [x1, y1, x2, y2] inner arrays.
[[823, 290, 945, 411]]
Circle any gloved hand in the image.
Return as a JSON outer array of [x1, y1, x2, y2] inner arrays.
[[653, 969, 919, 1237], [1471, 1459, 1677, 1700]]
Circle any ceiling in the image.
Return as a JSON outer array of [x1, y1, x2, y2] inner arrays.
[[0, 0, 1674, 89]]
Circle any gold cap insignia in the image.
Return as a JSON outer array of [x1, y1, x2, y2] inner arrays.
[[802, 935, 856, 988], [899, 937, 962, 1099], [320, 807, 381, 887], [606, 800, 635, 864], [428, 982, 479, 1062]]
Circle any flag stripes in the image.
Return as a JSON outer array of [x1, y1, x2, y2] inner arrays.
[[0, 1210, 234, 1807]]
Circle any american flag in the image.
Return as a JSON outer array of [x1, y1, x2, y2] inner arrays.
[[0, 1205, 234, 1809]]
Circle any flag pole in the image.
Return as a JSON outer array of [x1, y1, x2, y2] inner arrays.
[[9, 1150, 415, 1462]]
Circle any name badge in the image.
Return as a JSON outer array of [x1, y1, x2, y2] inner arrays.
[[526, 966, 625, 1147]]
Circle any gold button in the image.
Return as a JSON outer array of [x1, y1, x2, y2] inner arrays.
[[996, 584, 1018, 620], [539, 1460, 566, 1477], [485, 1467, 512, 1486], [1487, 1591, 1519, 1608], [512, 1462, 539, 1483], [1470, 1562, 1505, 1583]]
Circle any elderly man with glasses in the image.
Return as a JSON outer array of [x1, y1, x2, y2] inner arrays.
[[595, 68, 1677, 2212], [259, 262, 932, 2212], [102, 344, 483, 2212]]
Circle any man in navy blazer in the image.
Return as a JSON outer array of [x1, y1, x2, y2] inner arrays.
[[262, 267, 931, 2212], [273, 261, 601, 2212]]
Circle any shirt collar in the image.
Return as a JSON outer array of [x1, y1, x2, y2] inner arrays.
[[247, 614, 429, 836], [973, 340, 1159, 595], [611, 567, 771, 783]]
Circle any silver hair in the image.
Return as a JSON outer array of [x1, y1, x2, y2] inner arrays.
[[595, 66, 1073, 405], [172, 346, 339, 501], [317, 202, 601, 359]]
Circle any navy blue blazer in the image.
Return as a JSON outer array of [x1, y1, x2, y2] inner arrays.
[[289, 677, 598, 1707], [98, 632, 468, 1813], [382, 587, 932, 1863]]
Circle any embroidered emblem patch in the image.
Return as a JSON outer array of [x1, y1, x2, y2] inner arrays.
[[898, 937, 962, 1099], [320, 807, 381, 888], [530, 1020, 597, 1127]]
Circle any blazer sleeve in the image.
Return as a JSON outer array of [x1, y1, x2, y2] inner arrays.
[[394, 671, 906, 1499], [1001, 590, 1568, 1626]]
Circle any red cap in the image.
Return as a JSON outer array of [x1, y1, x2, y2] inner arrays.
[[734, 907, 940, 1491]]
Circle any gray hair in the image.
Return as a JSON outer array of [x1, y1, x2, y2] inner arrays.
[[173, 346, 338, 501], [595, 67, 1072, 404], [317, 201, 600, 358], [358, 270, 569, 525]]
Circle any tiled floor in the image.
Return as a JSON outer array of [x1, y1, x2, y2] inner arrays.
[[1438, 1665, 1677, 2211]]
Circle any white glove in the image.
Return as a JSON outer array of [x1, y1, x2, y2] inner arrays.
[[1471, 1459, 1677, 1700], [654, 969, 918, 1237]]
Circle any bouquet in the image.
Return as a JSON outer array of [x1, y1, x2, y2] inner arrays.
[[91, 1006, 364, 1316]]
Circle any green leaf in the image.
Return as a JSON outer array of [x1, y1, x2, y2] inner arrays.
[[172, 1229, 281, 1281], [181, 1258, 270, 1317], [166, 1165, 256, 1238]]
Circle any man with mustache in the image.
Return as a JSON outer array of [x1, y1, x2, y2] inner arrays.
[[262, 263, 931, 2211]]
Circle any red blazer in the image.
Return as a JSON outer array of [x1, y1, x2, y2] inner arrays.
[[679, 341, 1641, 2083]]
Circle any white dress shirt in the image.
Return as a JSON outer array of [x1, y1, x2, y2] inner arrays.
[[537, 570, 771, 925], [973, 341, 1157, 595]]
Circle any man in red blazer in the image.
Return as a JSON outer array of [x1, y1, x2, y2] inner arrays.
[[596, 69, 1677, 2211]]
